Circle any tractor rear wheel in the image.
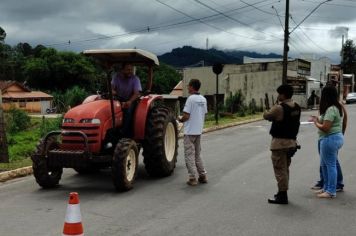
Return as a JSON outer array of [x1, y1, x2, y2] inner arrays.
[[143, 106, 178, 177], [31, 137, 63, 188], [112, 138, 139, 191]]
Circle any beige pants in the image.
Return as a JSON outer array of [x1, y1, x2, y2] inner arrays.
[[271, 149, 291, 191], [184, 135, 206, 178]]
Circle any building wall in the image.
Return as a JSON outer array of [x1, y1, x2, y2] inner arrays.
[[183, 59, 310, 109], [2, 100, 51, 113], [183, 67, 219, 97], [300, 54, 331, 84], [224, 65, 282, 108]]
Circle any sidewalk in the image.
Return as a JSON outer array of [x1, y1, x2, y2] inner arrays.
[[0, 117, 263, 183]]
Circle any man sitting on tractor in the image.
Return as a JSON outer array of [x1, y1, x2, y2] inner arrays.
[[111, 63, 142, 137]]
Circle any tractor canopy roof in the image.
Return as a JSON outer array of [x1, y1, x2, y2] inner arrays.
[[83, 49, 159, 66]]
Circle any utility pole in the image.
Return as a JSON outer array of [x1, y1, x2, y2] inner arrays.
[[282, 0, 331, 85], [0, 88, 9, 163], [282, 0, 290, 85]]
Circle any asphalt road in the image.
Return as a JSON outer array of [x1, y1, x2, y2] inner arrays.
[[1, 105, 356, 236]]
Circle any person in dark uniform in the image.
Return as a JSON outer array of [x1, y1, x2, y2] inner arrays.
[[263, 84, 301, 204]]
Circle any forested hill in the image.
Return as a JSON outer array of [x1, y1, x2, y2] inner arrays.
[[158, 46, 282, 68]]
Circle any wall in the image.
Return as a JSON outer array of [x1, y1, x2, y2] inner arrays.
[[223, 64, 282, 109], [2, 100, 50, 113], [300, 54, 331, 84], [182, 60, 310, 109], [183, 66, 222, 97]]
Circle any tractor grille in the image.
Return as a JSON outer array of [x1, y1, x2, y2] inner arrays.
[[61, 124, 100, 151]]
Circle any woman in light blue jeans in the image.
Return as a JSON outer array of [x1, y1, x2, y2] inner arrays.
[[319, 133, 344, 196], [311, 85, 346, 198]]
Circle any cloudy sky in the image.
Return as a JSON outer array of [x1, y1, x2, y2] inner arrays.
[[1, 0, 355, 63]]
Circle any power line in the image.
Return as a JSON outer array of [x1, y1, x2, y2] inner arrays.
[[290, 0, 332, 34], [192, 0, 281, 39], [154, 0, 262, 40], [290, 15, 331, 53], [240, 0, 280, 16], [46, 1, 282, 48], [271, 5, 285, 31], [301, 0, 356, 8]]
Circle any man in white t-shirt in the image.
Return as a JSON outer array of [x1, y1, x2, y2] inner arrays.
[[179, 79, 208, 186]]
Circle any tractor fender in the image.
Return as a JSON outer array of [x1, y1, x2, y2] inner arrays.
[[133, 95, 162, 140]]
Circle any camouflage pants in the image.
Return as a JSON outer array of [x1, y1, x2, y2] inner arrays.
[[271, 149, 291, 191], [184, 135, 207, 178]]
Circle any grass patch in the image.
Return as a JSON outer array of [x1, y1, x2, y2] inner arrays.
[[7, 129, 41, 162], [204, 113, 262, 128], [0, 158, 32, 172], [1, 116, 62, 171]]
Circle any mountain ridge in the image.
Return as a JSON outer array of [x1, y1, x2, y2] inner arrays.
[[158, 46, 282, 67]]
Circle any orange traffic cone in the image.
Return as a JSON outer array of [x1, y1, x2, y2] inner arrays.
[[63, 192, 84, 236]]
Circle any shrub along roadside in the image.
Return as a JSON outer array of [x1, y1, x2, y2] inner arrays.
[[0, 114, 62, 172]]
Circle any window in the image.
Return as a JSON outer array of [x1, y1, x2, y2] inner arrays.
[[261, 63, 267, 71], [19, 100, 26, 108]]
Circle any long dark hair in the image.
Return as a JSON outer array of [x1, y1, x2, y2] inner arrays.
[[319, 86, 343, 116]]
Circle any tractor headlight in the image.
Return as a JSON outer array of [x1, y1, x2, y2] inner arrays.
[[80, 118, 101, 124], [62, 118, 75, 123]]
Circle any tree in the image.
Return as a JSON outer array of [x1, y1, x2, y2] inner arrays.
[[0, 102, 9, 163], [341, 39, 356, 75], [24, 48, 99, 92], [15, 42, 33, 57], [0, 27, 6, 43], [136, 63, 182, 94], [63, 86, 89, 108], [0, 43, 13, 80]]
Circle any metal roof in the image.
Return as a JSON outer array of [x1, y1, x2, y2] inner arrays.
[[83, 49, 159, 66]]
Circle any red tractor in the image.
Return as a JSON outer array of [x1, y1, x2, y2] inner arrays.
[[31, 49, 179, 191]]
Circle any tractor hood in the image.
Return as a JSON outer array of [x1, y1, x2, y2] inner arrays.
[[64, 100, 121, 123]]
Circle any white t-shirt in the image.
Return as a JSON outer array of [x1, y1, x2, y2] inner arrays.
[[183, 94, 207, 135]]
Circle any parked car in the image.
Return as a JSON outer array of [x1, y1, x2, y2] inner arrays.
[[346, 92, 356, 104]]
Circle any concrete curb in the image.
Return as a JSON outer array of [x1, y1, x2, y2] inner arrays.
[[0, 166, 33, 183], [0, 117, 264, 183]]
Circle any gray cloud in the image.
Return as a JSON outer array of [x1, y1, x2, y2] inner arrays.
[[1, 0, 355, 62], [329, 26, 349, 39]]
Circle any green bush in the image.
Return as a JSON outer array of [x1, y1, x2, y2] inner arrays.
[[225, 90, 245, 113], [8, 130, 40, 161], [248, 98, 259, 114], [5, 108, 31, 134], [6, 116, 63, 162], [39, 115, 63, 137], [64, 86, 89, 108], [51, 86, 89, 113]]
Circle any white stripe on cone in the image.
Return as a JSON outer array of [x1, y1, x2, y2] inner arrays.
[[65, 204, 82, 223]]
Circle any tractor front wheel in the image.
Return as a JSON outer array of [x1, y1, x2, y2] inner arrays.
[[143, 106, 178, 177], [31, 137, 63, 188], [112, 138, 139, 191]]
